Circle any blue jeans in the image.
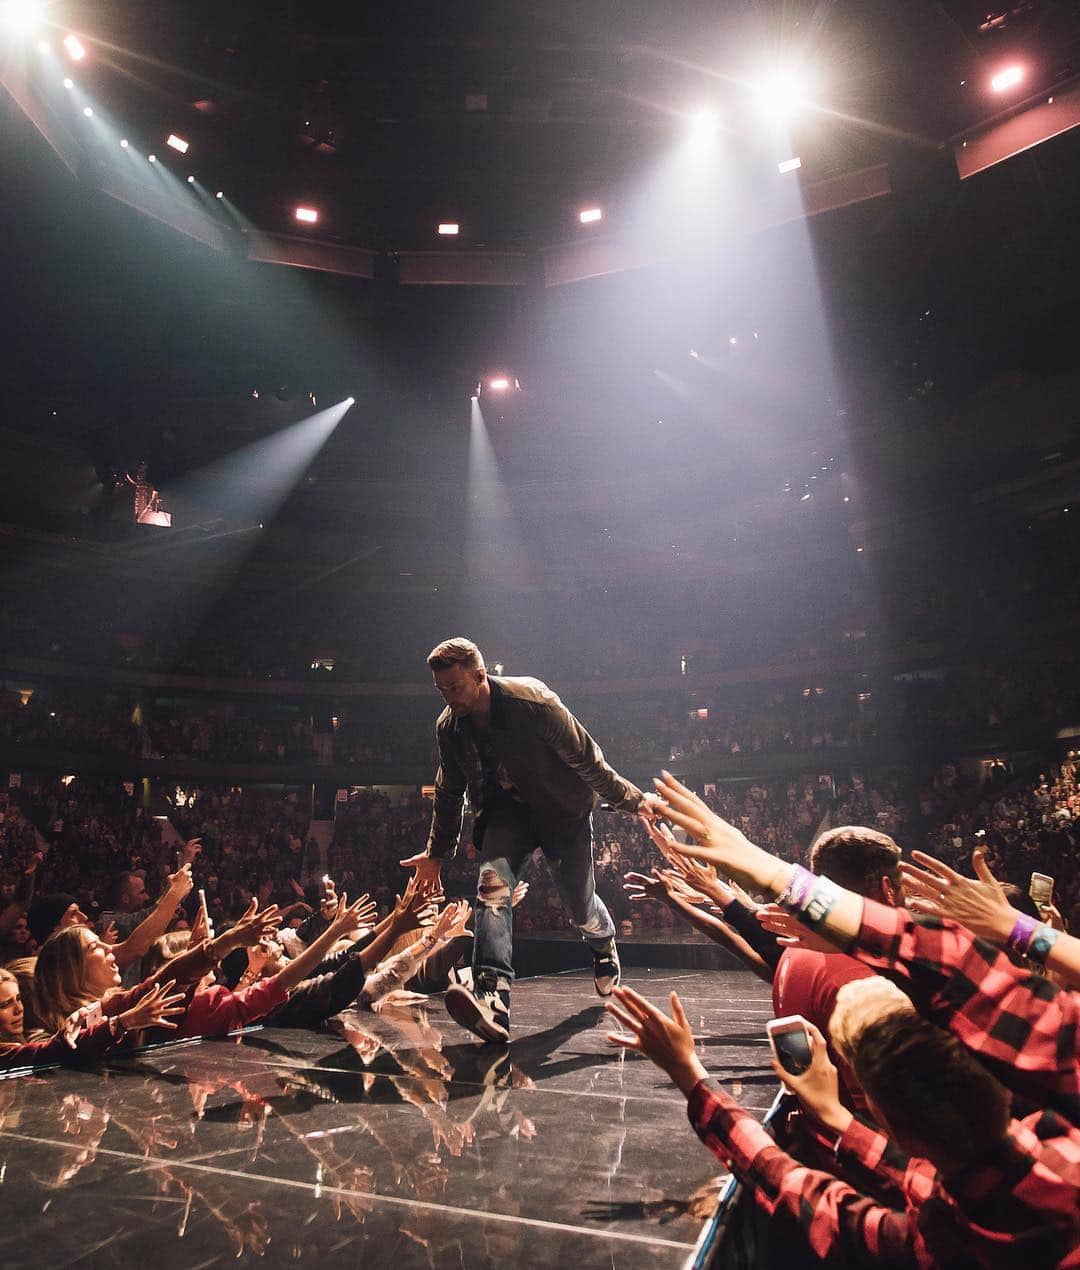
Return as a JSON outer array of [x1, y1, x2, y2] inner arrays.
[[472, 804, 615, 988]]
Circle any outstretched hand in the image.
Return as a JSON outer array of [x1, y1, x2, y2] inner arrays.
[[430, 900, 473, 944], [756, 905, 839, 954], [400, 852, 443, 897], [651, 772, 775, 889], [118, 979, 188, 1034], [899, 848, 1014, 943], [604, 985, 707, 1095], [327, 894, 378, 937], [216, 899, 282, 953]]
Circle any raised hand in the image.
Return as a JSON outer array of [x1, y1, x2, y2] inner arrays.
[[100, 920, 120, 945], [604, 985, 706, 1095], [639, 815, 686, 867], [623, 870, 672, 904], [395, 875, 441, 930], [319, 875, 339, 922], [179, 838, 203, 868], [215, 900, 282, 955], [118, 979, 188, 1033], [651, 771, 766, 884], [327, 894, 377, 937], [167, 862, 194, 900], [430, 900, 473, 944], [899, 848, 1013, 942], [511, 881, 530, 908]]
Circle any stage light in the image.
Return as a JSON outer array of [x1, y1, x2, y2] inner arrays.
[[579, 207, 603, 224], [166, 133, 189, 154], [62, 77, 73, 89], [346, 396, 355, 405], [778, 156, 802, 173], [62, 33, 85, 61], [488, 377, 511, 391], [82, 105, 93, 117], [438, 222, 460, 236], [2, 0, 43, 35], [295, 206, 318, 224], [148, 154, 157, 163], [215, 190, 223, 198], [991, 65, 1023, 93], [119, 138, 128, 148], [187, 175, 195, 183], [754, 69, 812, 118], [689, 108, 719, 140]]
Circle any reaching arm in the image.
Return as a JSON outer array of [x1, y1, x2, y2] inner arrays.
[[900, 848, 1080, 992], [603, 985, 913, 1267], [271, 896, 377, 995], [424, 728, 469, 860], [534, 696, 644, 812], [654, 772, 1080, 1123], [625, 870, 771, 981], [113, 865, 194, 969], [359, 902, 472, 1007]]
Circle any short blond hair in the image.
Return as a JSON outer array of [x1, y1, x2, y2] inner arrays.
[[829, 976, 915, 1063], [427, 638, 484, 673]]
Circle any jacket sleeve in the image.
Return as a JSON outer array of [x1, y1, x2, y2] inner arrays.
[[533, 697, 643, 813], [722, 898, 784, 972], [0, 1017, 119, 1071], [425, 725, 468, 860]]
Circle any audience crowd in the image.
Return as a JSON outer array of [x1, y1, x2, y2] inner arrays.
[[3, 658, 1080, 775], [0, 711, 1079, 1263]]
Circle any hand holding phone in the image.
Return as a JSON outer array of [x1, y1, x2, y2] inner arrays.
[[1029, 872, 1054, 914], [766, 1015, 814, 1076]]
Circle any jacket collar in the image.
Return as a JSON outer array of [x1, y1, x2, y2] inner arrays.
[[487, 675, 507, 729]]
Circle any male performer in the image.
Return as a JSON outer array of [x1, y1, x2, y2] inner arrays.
[[402, 638, 656, 1042]]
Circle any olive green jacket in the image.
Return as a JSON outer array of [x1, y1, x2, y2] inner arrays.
[[425, 675, 644, 859]]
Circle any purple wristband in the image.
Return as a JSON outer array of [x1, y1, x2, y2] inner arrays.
[[1007, 913, 1038, 956], [778, 864, 815, 911]]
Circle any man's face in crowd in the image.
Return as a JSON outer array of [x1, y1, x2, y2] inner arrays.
[[61, 902, 88, 929], [123, 874, 149, 911], [433, 665, 487, 717]]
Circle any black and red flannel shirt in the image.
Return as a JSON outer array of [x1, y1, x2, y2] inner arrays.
[[687, 1080, 1080, 1267], [847, 899, 1080, 1124]]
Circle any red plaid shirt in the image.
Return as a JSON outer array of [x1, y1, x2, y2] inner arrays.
[[849, 899, 1080, 1124], [688, 1080, 1080, 1267]]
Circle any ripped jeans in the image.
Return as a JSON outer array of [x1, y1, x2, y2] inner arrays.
[[472, 804, 615, 988]]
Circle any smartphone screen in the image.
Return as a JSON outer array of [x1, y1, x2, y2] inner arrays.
[[1030, 873, 1054, 909], [773, 1027, 812, 1074]]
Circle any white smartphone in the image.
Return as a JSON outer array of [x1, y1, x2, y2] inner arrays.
[[766, 1015, 813, 1076], [1030, 872, 1054, 913]]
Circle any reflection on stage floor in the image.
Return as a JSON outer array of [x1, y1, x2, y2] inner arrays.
[[0, 968, 776, 1268]]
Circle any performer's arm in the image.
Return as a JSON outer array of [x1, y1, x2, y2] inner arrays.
[[402, 728, 467, 888], [534, 698, 643, 812]]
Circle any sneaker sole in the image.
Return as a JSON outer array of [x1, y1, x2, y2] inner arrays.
[[594, 975, 619, 998], [444, 985, 510, 1043]]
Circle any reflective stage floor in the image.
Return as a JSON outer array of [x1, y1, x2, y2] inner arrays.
[[0, 968, 776, 1269]]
